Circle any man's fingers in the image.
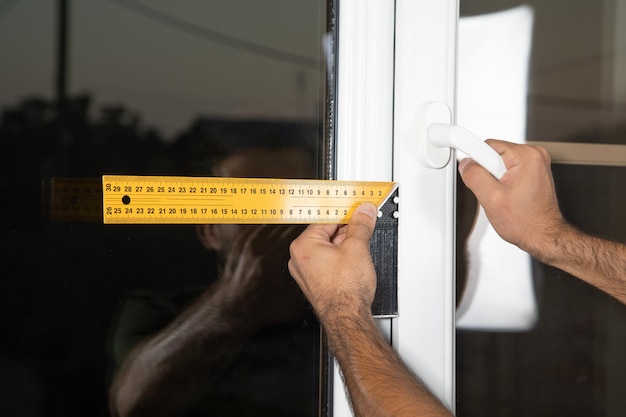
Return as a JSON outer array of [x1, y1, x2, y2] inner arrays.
[[484, 138, 513, 154], [458, 157, 503, 205], [345, 203, 377, 243], [458, 139, 518, 201], [290, 203, 376, 270], [297, 223, 340, 243]]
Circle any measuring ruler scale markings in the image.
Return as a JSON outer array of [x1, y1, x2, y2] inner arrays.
[[102, 175, 398, 224]]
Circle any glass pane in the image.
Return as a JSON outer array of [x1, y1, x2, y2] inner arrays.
[[0, 1, 332, 415], [457, 1, 626, 416]]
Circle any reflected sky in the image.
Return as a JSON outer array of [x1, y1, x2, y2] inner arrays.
[[0, 0, 325, 139]]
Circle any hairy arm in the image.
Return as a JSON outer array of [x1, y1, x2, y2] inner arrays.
[[289, 204, 452, 417], [459, 140, 626, 305], [539, 225, 626, 305], [326, 309, 452, 417]]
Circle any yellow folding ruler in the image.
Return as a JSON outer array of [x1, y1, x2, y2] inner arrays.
[[102, 175, 398, 224]]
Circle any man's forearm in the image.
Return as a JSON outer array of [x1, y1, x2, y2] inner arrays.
[[537, 225, 626, 305], [323, 308, 452, 417]]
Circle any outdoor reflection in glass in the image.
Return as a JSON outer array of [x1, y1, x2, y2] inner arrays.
[[108, 122, 321, 416], [0, 1, 329, 416], [457, 1, 626, 416]]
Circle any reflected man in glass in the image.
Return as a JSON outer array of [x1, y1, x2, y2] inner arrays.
[[108, 120, 320, 417]]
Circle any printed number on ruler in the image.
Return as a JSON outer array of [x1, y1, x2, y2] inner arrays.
[[102, 175, 397, 224]]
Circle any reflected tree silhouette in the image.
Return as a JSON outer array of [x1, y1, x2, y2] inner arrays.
[[0, 95, 213, 416], [0, 93, 320, 416]]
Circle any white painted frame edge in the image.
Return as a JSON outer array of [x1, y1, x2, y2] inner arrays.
[[393, 0, 458, 412], [334, 0, 395, 415], [335, 0, 458, 415]]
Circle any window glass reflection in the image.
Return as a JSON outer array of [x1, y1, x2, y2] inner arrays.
[[456, 5, 536, 331], [108, 121, 321, 417], [0, 1, 330, 416], [457, 1, 626, 416]]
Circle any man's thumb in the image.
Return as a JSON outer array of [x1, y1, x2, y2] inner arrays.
[[346, 202, 377, 242]]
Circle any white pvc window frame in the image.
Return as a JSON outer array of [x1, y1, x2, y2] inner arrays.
[[334, 0, 458, 415], [334, 0, 395, 413], [334, 2, 626, 415]]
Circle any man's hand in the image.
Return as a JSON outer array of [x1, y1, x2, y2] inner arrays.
[[289, 203, 453, 417], [459, 139, 626, 305], [288, 203, 378, 322], [458, 139, 566, 262]]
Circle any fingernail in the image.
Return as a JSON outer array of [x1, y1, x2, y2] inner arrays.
[[356, 202, 377, 219], [458, 158, 470, 174]]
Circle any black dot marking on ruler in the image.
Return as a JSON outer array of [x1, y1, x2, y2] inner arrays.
[[122, 195, 131, 205]]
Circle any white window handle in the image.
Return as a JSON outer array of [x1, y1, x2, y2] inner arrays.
[[428, 123, 507, 180], [418, 101, 507, 180]]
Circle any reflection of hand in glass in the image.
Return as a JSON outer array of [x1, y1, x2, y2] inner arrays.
[[214, 225, 309, 328], [109, 142, 317, 417], [109, 224, 310, 417]]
